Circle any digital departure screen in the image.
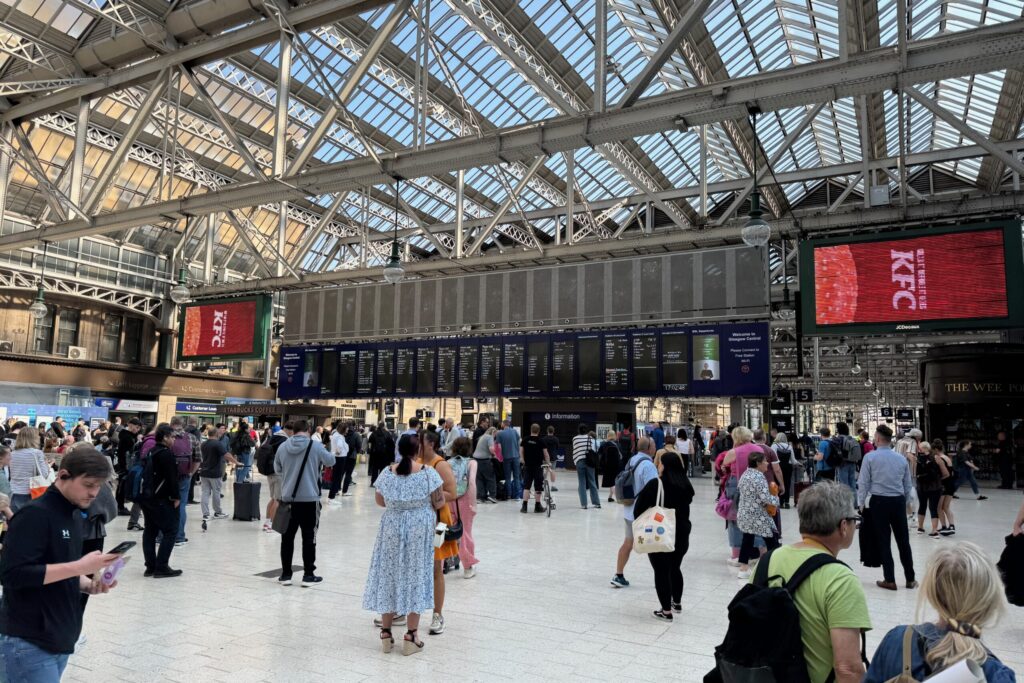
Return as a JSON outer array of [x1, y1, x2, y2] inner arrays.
[[801, 221, 1024, 334], [281, 322, 771, 399], [551, 338, 575, 393], [480, 343, 501, 395], [577, 335, 601, 393], [395, 347, 415, 395]]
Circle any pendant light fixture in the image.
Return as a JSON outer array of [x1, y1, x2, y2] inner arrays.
[[169, 266, 190, 304], [29, 241, 49, 320], [383, 178, 405, 284], [742, 111, 771, 248]]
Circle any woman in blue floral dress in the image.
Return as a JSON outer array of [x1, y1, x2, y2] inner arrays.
[[363, 434, 446, 656]]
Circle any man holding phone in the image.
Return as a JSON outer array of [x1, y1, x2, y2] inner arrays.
[[0, 448, 123, 682]]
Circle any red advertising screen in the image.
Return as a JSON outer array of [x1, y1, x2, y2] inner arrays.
[[800, 222, 1023, 334], [179, 296, 268, 360]]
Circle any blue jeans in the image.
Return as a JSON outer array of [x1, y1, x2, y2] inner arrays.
[[177, 478, 189, 541], [235, 449, 253, 484], [576, 464, 600, 507], [9, 494, 30, 515], [835, 462, 857, 493], [503, 458, 522, 500], [0, 635, 70, 683], [956, 465, 980, 495]]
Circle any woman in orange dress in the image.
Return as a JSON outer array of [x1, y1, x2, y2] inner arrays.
[[418, 430, 458, 636]]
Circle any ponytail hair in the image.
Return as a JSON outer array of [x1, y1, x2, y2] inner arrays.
[[918, 542, 1006, 671], [396, 434, 418, 476]]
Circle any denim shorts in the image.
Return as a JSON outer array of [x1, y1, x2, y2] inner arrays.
[[0, 634, 70, 683]]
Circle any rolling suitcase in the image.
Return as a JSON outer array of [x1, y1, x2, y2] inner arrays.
[[794, 480, 811, 506], [233, 481, 261, 521]]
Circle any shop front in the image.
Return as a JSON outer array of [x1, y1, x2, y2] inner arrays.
[[922, 343, 1024, 483]]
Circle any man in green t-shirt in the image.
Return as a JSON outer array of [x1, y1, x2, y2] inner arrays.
[[756, 480, 870, 683]]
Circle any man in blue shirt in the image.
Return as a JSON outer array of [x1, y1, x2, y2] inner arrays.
[[857, 424, 916, 592], [495, 420, 522, 500], [815, 427, 835, 481], [649, 423, 665, 451], [611, 437, 658, 588]]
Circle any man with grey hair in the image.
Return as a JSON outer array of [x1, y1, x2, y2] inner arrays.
[[753, 480, 870, 683], [442, 417, 465, 457], [858, 424, 916, 592], [610, 436, 657, 588]]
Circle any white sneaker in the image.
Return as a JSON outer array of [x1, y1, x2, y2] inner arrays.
[[727, 557, 740, 567], [429, 612, 445, 635], [328, 498, 342, 507], [463, 566, 476, 579], [262, 523, 273, 533], [737, 569, 752, 580]]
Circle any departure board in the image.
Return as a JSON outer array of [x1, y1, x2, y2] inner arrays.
[[480, 343, 501, 395], [632, 333, 659, 393], [502, 341, 525, 394], [604, 333, 630, 393], [661, 331, 689, 393], [526, 339, 549, 394], [338, 349, 356, 396], [395, 347, 415, 395], [577, 335, 601, 393], [415, 346, 435, 395], [551, 337, 575, 393], [282, 321, 771, 400], [437, 345, 457, 395], [356, 349, 375, 395], [377, 347, 395, 395], [457, 345, 479, 396], [320, 346, 338, 397]]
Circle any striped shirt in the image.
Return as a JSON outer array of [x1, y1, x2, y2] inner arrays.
[[571, 435, 594, 465], [9, 448, 48, 495]]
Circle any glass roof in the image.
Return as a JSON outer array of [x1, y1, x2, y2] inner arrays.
[[0, 0, 1019, 275]]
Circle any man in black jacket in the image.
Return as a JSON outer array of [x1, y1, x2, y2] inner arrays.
[[342, 420, 361, 495], [0, 448, 121, 679], [140, 424, 183, 578], [115, 418, 142, 518]]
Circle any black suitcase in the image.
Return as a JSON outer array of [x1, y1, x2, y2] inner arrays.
[[233, 481, 261, 521]]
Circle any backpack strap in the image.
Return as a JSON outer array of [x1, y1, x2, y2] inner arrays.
[[899, 626, 914, 676], [784, 552, 845, 595], [287, 441, 314, 501]]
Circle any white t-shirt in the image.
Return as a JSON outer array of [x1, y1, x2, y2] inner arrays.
[[330, 432, 349, 459], [679, 439, 691, 455]]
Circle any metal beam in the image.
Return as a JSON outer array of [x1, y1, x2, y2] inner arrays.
[[714, 102, 824, 225], [1, 0, 393, 124], [224, 210, 297, 278], [615, 0, 712, 109], [5, 125, 87, 221], [594, 0, 607, 113], [466, 155, 547, 256], [906, 85, 1024, 178], [191, 192, 1024, 295], [6, 21, 1024, 250], [179, 66, 264, 177], [83, 70, 168, 215], [288, 0, 411, 174]]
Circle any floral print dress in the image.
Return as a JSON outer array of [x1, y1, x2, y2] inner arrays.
[[362, 466, 443, 616]]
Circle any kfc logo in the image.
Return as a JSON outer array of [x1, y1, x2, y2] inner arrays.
[[211, 310, 227, 348]]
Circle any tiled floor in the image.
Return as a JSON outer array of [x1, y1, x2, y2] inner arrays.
[[67, 474, 1024, 682]]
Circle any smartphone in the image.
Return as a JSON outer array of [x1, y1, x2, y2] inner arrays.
[[107, 541, 136, 555]]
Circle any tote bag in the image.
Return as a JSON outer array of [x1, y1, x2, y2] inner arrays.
[[632, 479, 675, 554], [29, 457, 55, 499]]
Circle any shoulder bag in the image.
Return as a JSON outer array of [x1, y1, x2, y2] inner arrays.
[[429, 455, 462, 542], [29, 455, 56, 499], [632, 478, 675, 554], [271, 441, 313, 534]]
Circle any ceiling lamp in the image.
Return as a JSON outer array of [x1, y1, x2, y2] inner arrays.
[[851, 358, 862, 375], [383, 179, 405, 285], [864, 377, 873, 388], [169, 267, 191, 304], [835, 337, 851, 355], [29, 241, 50, 320], [742, 112, 771, 248]]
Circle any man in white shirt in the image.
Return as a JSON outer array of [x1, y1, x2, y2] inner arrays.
[[611, 437, 658, 588], [326, 422, 349, 507], [442, 418, 465, 456]]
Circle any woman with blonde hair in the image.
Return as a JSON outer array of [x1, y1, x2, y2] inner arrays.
[[864, 542, 1014, 682], [8, 427, 48, 513]]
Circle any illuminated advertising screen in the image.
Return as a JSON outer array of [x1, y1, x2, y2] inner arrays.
[[800, 221, 1024, 334], [178, 295, 270, 361]]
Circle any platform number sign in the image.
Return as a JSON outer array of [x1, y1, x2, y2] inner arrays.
[[794, 389, 814, 403]]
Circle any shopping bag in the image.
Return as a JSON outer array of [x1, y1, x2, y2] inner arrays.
[[29, 458, 55, 499], [632, 479, 675, 554]]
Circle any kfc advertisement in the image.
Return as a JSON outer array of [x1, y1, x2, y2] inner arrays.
[[178, 296, 269, 361], [801, 222, 1024, 334]]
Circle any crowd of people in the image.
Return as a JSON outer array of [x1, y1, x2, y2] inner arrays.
[[0, 414, 1018, 681]]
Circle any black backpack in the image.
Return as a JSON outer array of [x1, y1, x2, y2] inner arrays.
[[256, 435, 285, 476], [705, 550, 854, 683]]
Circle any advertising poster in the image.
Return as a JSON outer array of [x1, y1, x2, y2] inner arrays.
[[302, 347, 320, 391], [693, 334, 720, 381], [178, 295, 270, 361]]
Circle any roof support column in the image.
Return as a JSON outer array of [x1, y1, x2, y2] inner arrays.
[[70, 99, 89, 207], [204, 215, 215, 284], [0, 125, 9, 226], [700, 124, 708, 218], [594, 0, 607, 113], [275, 33, 293, 277], [455, 170, 465, 258], [565, 151, 575, 245]]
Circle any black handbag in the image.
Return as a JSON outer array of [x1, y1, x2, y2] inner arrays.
[[443, 499, 463, 542]]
